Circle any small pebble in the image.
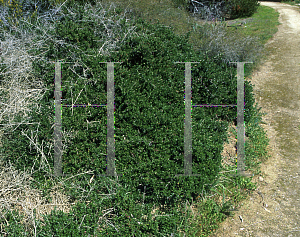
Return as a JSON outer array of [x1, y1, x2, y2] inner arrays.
[[259, 176, 264, 182]]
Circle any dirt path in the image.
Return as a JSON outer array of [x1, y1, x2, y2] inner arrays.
[[211, 1, 300, 236]]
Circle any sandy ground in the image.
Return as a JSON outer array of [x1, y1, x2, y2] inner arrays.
[[210, 1, 300, 236]]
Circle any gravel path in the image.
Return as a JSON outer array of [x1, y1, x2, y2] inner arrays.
[[211, 1, 300, 236]]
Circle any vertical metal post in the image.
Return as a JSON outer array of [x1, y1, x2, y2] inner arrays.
[[174, 62, 201, 177], [106, 62, 116, 176], [236, 62, 252, 177], [219, 61, 253, 177], [54, 62, 63, 177], [184, 62, 192, 176]]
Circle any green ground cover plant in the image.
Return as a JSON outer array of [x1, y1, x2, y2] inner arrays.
[[226, 0, 260, 19], [0, 0, 285, 235]]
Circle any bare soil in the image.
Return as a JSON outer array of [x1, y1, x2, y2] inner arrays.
[[211, 1, 300, 236]]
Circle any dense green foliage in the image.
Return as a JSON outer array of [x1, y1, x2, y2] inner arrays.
[[226, 0, 260, 19], [0, 0, 270, 235], [0, 8, 254, 202]]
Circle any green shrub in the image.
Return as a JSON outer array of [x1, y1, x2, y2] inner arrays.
[[0, 1, 258, 235], [226, 0, 260, 19], [2, 210, 29, 235], [0, 0, 256, 200], [169, 0, 190, 10], [1, 11, 234, 203]]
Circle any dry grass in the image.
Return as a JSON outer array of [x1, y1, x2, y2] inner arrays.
[[0, 160, 80, 235]]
